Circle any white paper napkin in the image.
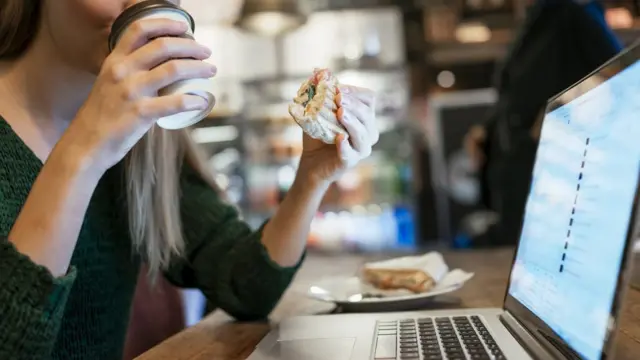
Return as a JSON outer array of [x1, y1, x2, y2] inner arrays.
[[364, 252, 450, 282], [359, 252, 475, 297]]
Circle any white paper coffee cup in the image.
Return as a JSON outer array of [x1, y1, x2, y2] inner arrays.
[[108, 0, 215, 130]]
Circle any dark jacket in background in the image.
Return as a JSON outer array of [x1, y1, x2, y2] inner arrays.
[[482, 0, 622, 245]]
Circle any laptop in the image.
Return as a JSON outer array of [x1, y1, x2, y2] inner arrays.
[[248, 41, 640, 360]]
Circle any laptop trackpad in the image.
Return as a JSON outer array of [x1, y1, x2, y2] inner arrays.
[[264, 337, 355, 360]]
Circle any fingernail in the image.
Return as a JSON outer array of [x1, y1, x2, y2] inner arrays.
[[188, 96, 209, 110], [202, 46, 212, 56], [177, 21, 189, 31], [207, 64, 217, 76]]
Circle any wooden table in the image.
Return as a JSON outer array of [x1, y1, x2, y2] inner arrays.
[[137, 248, 640, 359]]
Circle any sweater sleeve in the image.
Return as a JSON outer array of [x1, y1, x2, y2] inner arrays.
[[163, 166, 304, 321], [0, 238, 76, 359]]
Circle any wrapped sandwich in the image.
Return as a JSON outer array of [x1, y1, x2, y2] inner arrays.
[[361, 253, 449, 294], [288, 68, 348, 144]]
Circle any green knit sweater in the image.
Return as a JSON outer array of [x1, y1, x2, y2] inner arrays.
[[0, 117, 302, 360]]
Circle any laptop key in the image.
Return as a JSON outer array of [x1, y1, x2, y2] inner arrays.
[[445, 345, 463, 352], [400, 345, 418, 352], [373, 335, 396, 359], [400, 352, 419, 359], [466, 344, 485, 350], [423, 343, 440, 350], [423, 355, 442, 360], [445, 348, 464, 353], [471, 353, 491, 359]]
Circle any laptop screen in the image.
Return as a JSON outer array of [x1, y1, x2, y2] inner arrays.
[[507, 60, 640, 359]]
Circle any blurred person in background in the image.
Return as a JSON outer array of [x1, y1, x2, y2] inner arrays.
[[0, 0, 379, 359], [463, 0, 622, 246]]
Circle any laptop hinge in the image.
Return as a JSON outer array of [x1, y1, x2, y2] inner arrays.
[[498, 311, 567, 360]]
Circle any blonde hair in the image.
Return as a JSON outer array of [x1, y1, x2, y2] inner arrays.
[[1, 0, 217, 276], [127, 129, 215, 277]]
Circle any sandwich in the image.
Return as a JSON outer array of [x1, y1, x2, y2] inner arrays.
[[288, 68, 348, 144], [361, 253, 449, 294], [362, 268, 436, 294]]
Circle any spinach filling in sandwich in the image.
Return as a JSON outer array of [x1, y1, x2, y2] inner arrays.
[[288, 68, 348, 144]]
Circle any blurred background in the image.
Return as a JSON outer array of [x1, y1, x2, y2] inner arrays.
[[179, 0, 640, 255]]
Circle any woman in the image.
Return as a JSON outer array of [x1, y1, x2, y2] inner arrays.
[[0, 1, 378, 359]]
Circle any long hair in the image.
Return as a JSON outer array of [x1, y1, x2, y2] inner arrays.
[[0, 0, 217, 277]]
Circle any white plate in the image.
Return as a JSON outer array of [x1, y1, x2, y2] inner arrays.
[[307, 269, 474, 312]]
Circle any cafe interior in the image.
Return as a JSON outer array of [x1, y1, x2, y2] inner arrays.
[[109, 0, 640, 359]]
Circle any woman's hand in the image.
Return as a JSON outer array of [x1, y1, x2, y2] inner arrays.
[[58, 18, 215, 172], [8, 18, 215, 276], [297, 85, 379, 185], [260, 85, 377, 266]]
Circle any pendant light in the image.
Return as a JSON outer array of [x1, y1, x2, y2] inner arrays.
[[236, 0, 308, 36]]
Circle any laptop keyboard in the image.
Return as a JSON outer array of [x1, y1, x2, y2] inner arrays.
[[373, 316, 506, 360]]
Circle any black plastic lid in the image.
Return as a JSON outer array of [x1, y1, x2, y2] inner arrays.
[[108, 0, 195, 51]]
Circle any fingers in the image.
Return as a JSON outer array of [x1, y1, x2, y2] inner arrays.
[[338, 85, 376, 106], [114, 18, 190, 55], [134, 59, 216, 95], [336, 134, 360, 167], [129, 37, 212, 70], [136, 94, 209, 120], [338, 107, 372, 157], [336, 92, 379, 144]]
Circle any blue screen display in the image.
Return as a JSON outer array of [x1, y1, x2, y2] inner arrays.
[[508, 61, 640, 360]]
